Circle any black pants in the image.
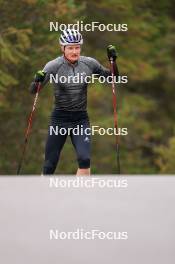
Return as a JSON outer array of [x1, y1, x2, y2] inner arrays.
[[43, 110, 91, 174]]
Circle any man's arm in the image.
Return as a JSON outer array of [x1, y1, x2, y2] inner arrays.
[[29, 59, 58, 94]]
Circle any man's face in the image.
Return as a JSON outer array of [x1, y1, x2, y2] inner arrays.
[[61, 45, 81, 63]]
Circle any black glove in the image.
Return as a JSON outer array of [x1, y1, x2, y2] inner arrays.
[[29, 82, 40, 94], [29, 70, 46, 94], [34, 70, 46, 82], [107, 45, 118, 61]]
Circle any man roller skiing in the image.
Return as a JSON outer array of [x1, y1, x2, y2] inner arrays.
[[29, 29, 119, 175]]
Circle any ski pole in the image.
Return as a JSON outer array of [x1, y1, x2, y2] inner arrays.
[[109, 58, 121, 174], [17, 83, 41, 175]]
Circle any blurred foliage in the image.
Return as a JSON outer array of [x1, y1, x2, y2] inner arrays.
[[0, 0, 175, 174], [155, 136, 175, 173]]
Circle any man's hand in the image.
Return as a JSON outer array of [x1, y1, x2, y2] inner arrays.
[[29, 70, 46, 94], [107, 45, 118, 61], [34, 70, 46, 82]]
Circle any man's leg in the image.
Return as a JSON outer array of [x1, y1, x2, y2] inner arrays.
[[76, 168, 90, 176], [70, 122, 91, 176], [43, 126, 67, 175]]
